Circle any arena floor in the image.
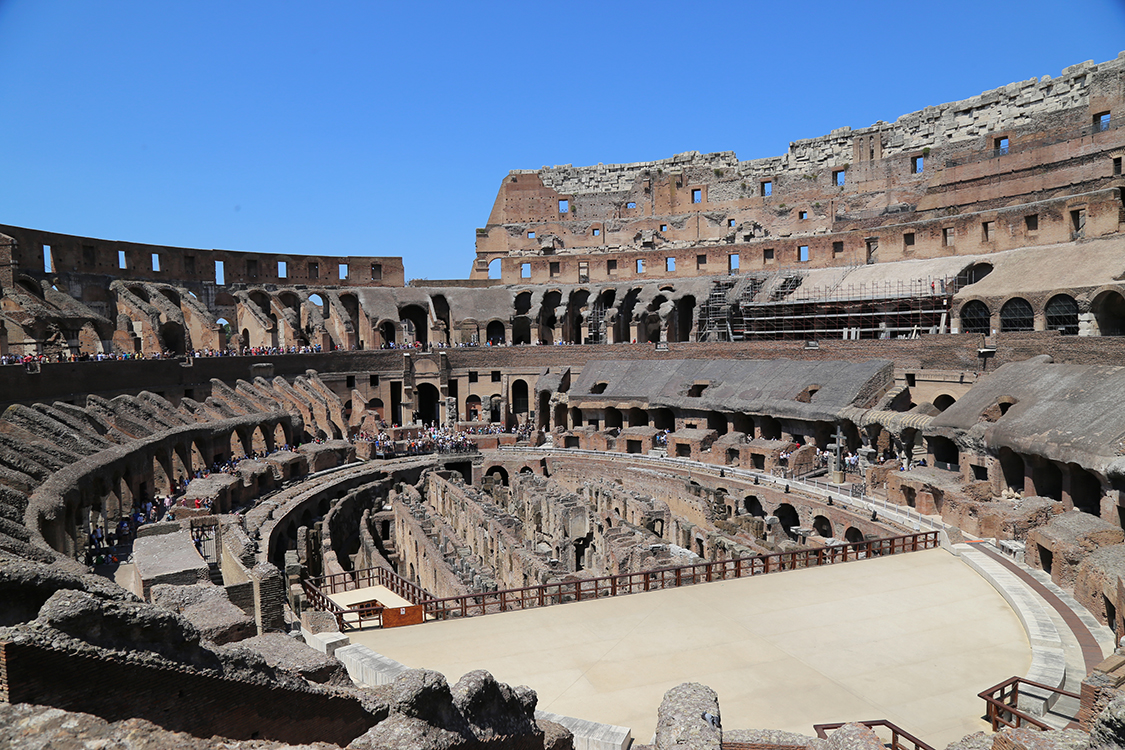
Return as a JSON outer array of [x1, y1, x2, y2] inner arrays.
[[351, 547, 1030, 746]]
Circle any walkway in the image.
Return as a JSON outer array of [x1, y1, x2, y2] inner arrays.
[[351, 547, 1029, 747]]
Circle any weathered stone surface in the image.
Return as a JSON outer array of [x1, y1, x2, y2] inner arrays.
[[821, 723, 884, 750], [990, 727, 1089, 750], [1089, 694, 1125, 748], [234, 633, 352, 686], [450, 669, 537, 738], [654, 682, 722, 750], [151, 582, 256, 645]]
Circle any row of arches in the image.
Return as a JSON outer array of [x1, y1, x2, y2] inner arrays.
[[960, 291, 1125, 336]]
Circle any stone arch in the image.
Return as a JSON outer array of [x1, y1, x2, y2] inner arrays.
[[604, 407, 623, 429], [933, 393, 957, 412], [486, 465, 509, 486], [845, 527, 864, 543], [651, 408, 674, 431], [377, 319, 398, 347], [960, 300, 991, 334], [466, 394, 482, 422], [510, 379, 529, 417], [274, 422, 289, 449], [707, 411, 728, 435], [252, 424, 270, 454], [627, 408, 648, 427], [1069, 463, 1102, 515], [774, 503, 799, 539], [999, 297, 1034, 332], [1092, 290, 1125, 336], [159, 321, 186, 354], [744, 495, 765, 517], [569, 407, 583, 429], [1045, 294, 1079, 335], [416, 382, 441, 426], [512, 317, 532, 345], [486, 320, 506, 345], [1031, 457, 1062, 501], [998, 447, 1024, 491], [813, 515, 833, 538], [759, 415, 782, 440], [399, 305, 429, 347]]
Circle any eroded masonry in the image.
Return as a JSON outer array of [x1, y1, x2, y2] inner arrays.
[[6, 53, 1125, 750]]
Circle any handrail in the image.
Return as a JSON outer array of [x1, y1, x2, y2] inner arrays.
[[813, 719, 935, 750], [978, 676, 1081, 732]]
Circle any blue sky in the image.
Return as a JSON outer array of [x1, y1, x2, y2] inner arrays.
[[1, 1, 1123, 282]]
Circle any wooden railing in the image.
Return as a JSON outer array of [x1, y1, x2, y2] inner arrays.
[[813, 720, 935, 750], [978, 677, 1081, 732], [302, 531, 938, 629]]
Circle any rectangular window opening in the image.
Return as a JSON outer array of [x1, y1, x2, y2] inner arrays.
[[763, 248, 774, 264], [521, 263, 531, 279], [43, 245, 52, 273], [185, 255, 195, 275], [278, 261, 287, 278], [82, 245, 96, 267], [578, 261, 589, 283], [626, 201, 636, 209], [911, 156, 924, 174], [246, 259, 258, 278], [607, 259, 618, 275], [1114, 157, 1122, 176], [691, 188, 702, 203], [215, 260, 225, 285], [942, 227, 955, 247], [468, 371, 478, 383], [982, 221, 995, 243], [592, 228, 601, 236], [339, 263, 348, 280], [729, 253, 740, 272], [995, 136, 1009, 156], [308, 262, 319, 279], [798, 245, 810, 262], [1025, 214, 1039, 231], [118, 250, 127, 269], [665, 257, 675, 272], [491, 370, 501, 382], [903, 233, 915, 250], [660, 224, 668, 232], [549, 261, 560, 277], [728, 219, 736, 227], [833, 170, 846, 186], [798, 210, 807, 220], [696, 254, 707, 270], [527, 231, 536, 239], [1095, 112, 1111, 132], [370, 263, 382, 280], [151, 253, 160, 272], [558, 199, 569, 213], [1071, 208, 1086, 237], [636, 259, 645, 274], [833, 241, 845, 257], [761, 180, 772, 197]]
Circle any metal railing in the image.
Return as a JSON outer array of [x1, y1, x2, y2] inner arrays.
[[813, 720, 935, 750], [419, 531, 938, 621], [303, 564, 434, 631], [978, 677, 1081, 732]]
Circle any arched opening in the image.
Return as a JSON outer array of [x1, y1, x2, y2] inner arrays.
[[813, 515, 833, 538], [308, 293, 326, 317], [615, 288, 641, 343], [1031, 458, 1062, 502], [759, 416, 782, 441], [744, 495, 765, 517], [933, 394, 957, 412], [707, 411, 728, 435], [672, 296, 695, 342], [367, 397, 385, 420], [999, 448, 1024, 491], [565, 290, 590, 344], [539, 290, 561, 344], [414, 383, 440, 426], [651, 408, 674, 431], [488, 258, 501, 279], [1069, 464, 1102, 515], [465, 395, 482, 422], [249, 290, 272, 318], [515, 292, 533, 316], [510, 379, 529, 416], [538, 391, 551, 430], [159, 287, 180, 307], [159, 321, 186, 355], [1045, 294, 1078, 335], [431, 295, 451, 346], [775, 503, 799, 539], [486, 320, 506, 345], [1000, 297, 1034, 332], [378, 320, 397, 347], [731, 413, 754, 436], [486, 466, 509, 485], [512, 318, 532, 345], [627, 408, 648, 427], [604, 407, 623, 429], [489, 395, 502, 423], [929, 436, 959, 467], [1093, 290, 1125, 336], [569, 407, 583, 429], [399, 305, 429, 347], [960, 300, 991, 334], [845, 527, 864, 543], [959, 262, 993, 286]]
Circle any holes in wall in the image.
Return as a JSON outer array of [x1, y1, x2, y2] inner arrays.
[[666, 257, 675, 272], [339, 263, 349, 280], [833, 241, 845, 257], [911, 156, 924, 173], [995, 136, 1009, 156], [942, 227, 955, 247], [903, 233, 915, 250], [833, 170, 845, 186], [636, 259, 645, 274], [558, 199, 569, 213], [1095, 111, 1111, 132], [215, 260, 225, 285], [691, 188, 702, 203], [981, 221, 995, 243], [763, 249, 774, 264], [370, 263, 382, 280], [1025, 214, 1039, 231], [626, 201, 636, 209], [43, 245, 52, 273], [798, 245, 810, 262], [761, 180, 772, 196], [278, 261, 287, 278]]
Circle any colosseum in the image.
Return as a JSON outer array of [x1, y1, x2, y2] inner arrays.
[[5, 52, 1125, 750]]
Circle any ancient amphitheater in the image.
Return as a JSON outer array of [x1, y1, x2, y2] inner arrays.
[[6, 52, 1125, 750]]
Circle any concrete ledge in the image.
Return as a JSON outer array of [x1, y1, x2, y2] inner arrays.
[[955, 543, 1067, 715], [300, 627, 351, 658], [334, 643, 410, 687], [535, 710, 632, 750]]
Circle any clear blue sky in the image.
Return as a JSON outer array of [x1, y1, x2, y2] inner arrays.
[[1, 1, 1123, 282]]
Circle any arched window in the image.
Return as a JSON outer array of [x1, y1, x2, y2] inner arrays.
[[960, 300, 990, 334], [1044, 294, 1078, 335], [999, 298, 1034, 332]]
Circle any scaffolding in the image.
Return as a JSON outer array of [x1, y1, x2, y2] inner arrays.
[[696, 268, 966, 342], [587, 295, 607, 344]]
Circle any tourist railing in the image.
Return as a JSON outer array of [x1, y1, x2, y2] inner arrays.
[[419, 531, 938, 621], [978, 677, 1081, 732], [307, 564, 433, 603], [812, 720, 935, 750]]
